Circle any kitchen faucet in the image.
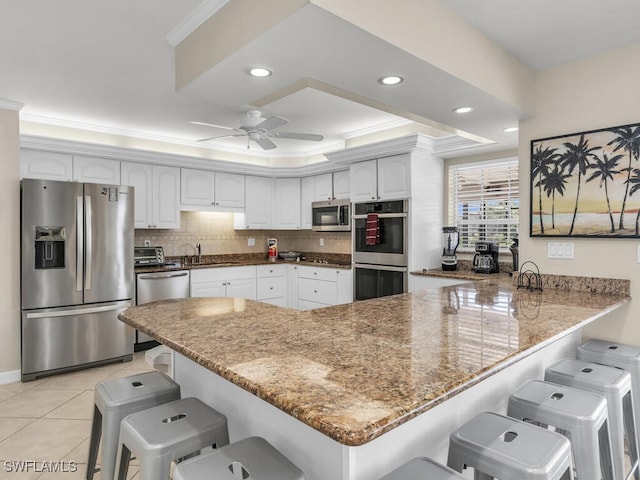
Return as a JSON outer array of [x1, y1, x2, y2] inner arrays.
[[196, 243, 202, 264]]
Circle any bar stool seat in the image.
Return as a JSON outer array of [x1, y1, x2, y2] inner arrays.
[[578, 339, 640, 432], [508, 379, 615, 480], [380, 457, 466, 479], [115, 397, 229, 480], [545, 358, 639, 480], [173, 436, 305, 480], [447, 411, 574, 480], [86, 370, 181, 480]]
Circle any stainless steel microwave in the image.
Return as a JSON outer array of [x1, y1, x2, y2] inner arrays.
[[311, 199, 351, 232]]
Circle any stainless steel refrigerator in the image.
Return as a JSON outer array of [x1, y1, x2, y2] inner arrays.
[[21, 179, 134, 381]]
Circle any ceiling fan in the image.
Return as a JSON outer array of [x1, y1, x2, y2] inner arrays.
[[192, 110, 324, 150]]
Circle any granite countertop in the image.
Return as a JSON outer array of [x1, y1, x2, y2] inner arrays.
[[134, 253, 351, 273], [118, 278, 629, 446]]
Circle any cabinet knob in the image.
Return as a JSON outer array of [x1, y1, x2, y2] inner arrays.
[[215, 202, 219, 206], [211, 202, 215, 205], [313, 272, 317, 276], [314, 290, 318, 293], [270, 286, 274, 290], [371, 196, 375, 200]]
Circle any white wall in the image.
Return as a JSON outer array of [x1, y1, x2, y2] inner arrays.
[[519, 42, 640, 344], [0, 105, 21, 380]]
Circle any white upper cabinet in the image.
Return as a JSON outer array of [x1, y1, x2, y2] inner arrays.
[[350, 154, 410, 202], [214, 172, 245, 208], [73, 155, 120, 185], [313, 171, 350, 201], [181, 169, 245, 210], [313, 173, 333, 201], [153, 166, 181, 228], [121, 162, 180, 229], [181, 168, 214, 206], [238, 175, 274, 229], [300, 176, 315, 230], [349, 159, 378, 202], [274, 177, 301, 229], [20, 149, 73, 181], [377, 154, 411, 200], [332, 170, 350, 199]]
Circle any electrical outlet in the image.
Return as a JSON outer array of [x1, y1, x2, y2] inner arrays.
[[637, 244, 640, 263], [144, 239, 151, 247], [248, 237, 255, 247], [319, 238, 324, 247]]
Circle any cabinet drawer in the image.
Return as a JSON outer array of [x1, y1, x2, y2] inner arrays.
[[298, 278, 337, 305], [191, 265, 256, 283], [256, 264, 287, 278], [257, 277, 285, 300], [297, 266, 338, 282]]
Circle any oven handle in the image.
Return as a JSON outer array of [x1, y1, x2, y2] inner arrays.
[[352, 213, 407, 219], [354, 263, 407, 272]]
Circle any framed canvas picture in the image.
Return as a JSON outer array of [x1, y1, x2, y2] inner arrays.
[[530, 122, 640, 237]]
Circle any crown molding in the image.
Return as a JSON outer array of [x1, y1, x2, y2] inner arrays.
[[0, 99, 24, 111], [166, 0, 229, 47], [18, 134, 351, 178], [326, 134, 436, 164], [431, 135, 490, 155]]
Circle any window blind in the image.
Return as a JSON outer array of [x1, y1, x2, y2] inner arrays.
[[448, 158, 519, 249]]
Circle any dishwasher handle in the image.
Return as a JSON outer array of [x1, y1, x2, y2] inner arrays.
[[138, 272, 189, 280]]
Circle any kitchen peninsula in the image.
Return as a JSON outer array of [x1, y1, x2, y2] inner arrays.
[[118, 277, 629, 480]]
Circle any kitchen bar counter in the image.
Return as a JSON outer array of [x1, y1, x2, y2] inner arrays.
[[118, 279, 629, 446]]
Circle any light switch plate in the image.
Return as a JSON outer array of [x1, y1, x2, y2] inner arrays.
[[548, 242, 574, 259], [319, 238, 324, 247], [637, 244, 640, 263]]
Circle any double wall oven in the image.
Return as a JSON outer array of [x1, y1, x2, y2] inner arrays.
[[353, 200, 408, 300]]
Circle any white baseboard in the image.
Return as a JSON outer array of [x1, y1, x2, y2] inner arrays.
[[0, 369, 21, 385]]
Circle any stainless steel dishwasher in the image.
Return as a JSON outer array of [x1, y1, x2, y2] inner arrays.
[[135, 270, 190, 348]]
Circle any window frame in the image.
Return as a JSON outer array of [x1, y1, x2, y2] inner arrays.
[[447, 157, 519, 252]]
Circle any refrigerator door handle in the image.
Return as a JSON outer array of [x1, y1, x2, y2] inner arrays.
[[76, 195, 84, 292], [85, 195, 92, 291], [24, 302, 130, 319]]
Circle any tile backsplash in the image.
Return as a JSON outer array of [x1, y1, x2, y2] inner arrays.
[[135, 211, 351, 257]]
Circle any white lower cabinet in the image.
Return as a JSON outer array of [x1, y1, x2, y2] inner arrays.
[[189, 264, 352, 310], [190, 266, 257, 300], [256, 264, 287, 307], [296, 266, 352, 310]]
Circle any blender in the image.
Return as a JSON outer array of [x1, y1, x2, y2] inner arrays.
[[442, 226, 459, 271]]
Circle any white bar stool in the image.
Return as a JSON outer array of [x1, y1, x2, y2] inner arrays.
[[380, 457, 466, 479], [578, 339, 640, 431], [115, 397, 229, 480], [508, 379, 615, 480], [545, 359, 639, 480], [447, 411, 574, 480], [86, 370, 181, 480], [173, 436, 305, 480]]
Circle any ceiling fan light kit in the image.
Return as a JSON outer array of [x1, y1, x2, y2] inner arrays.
[[195, 110, 323, 150]]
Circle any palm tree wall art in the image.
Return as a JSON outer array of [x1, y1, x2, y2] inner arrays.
[[531, 122, 640, 237]]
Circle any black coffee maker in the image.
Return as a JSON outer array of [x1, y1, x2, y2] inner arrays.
[[473, 241, 500, 274]]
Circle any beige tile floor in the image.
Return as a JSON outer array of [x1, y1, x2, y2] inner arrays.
[[0, 352, 154, 480]]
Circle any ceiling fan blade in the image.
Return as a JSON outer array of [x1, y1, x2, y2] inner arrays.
[[271, 132, 324, 141], [255, 137, 277, 150], [256, 116, 288, 132], [189, 121, 236, 131], [198, 134, 245, 142]]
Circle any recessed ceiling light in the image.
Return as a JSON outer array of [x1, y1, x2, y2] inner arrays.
[[378, 75, 404, 86], [453, 106, 474, 114], [503, 126, 519, 133], [248, 67, 272, 78]]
